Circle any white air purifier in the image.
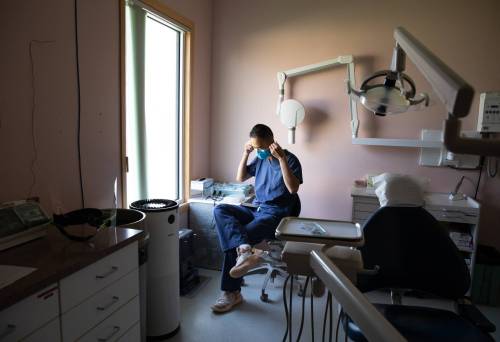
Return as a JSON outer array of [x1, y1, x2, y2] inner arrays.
[[130, 199, 180, 339]]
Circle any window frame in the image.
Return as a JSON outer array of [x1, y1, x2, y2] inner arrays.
[[120, 0, 193, 206]]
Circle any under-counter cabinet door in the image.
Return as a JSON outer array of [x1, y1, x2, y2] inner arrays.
[[61, 270, 139, 341], [60, 242, 138, 313], [77, 296, 140, 342], [22, 318, 61, 342], [0, 284, 59, 342]]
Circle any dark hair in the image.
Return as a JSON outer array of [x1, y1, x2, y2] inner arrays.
[[249, 124, 273, 140]]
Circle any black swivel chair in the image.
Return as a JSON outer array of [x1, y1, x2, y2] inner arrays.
[[343, 206, 495, 342], [245, 194, 301, 301]]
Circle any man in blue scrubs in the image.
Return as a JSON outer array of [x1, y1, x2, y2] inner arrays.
[[211, 124, 303, 313]]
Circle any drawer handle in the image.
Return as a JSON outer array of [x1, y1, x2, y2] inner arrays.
[[97, 326, 121, 342], [96, 266, 118, 279], [96, 296, 120, 311], [441, 213, 463, 218], [0, 324, 16, 339]]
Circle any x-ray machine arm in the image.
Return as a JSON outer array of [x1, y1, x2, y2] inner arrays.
[[276, 55, 360, 139]]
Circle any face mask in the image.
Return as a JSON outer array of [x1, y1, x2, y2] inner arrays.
[[256, 148, 271, 160]]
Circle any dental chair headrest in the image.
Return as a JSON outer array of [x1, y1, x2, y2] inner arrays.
[[373, 173, 428, 207]]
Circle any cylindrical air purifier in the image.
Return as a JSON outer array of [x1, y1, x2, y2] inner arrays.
[[130, 199, 180, 339]]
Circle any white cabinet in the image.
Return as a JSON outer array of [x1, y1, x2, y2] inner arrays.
[[60, 242, 138, 313], [0, 284, 59, 342], [60, 241, 140, 341], [61, 270, 139, 341], [77, 296, 140, 342], [351, 187, 480, 291], [0, 241, 140, 342]]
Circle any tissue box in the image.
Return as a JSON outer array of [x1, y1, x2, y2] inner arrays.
[[190, 178, 214, 197]]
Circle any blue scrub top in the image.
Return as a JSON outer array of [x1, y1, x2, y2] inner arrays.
[[246, 150, 303, 213]]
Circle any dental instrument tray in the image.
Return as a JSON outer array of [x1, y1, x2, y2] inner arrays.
[[212, 182, 253, 197], [275, 217, 364, 246]]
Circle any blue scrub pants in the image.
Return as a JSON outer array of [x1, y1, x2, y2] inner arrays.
[[213, 204, 286, 292]]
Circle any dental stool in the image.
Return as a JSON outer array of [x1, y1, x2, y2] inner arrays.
[[244, 194, 302, 302], [245, 239, 288, 301]]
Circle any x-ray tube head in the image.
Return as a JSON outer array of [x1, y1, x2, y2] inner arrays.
[[279, 99, 305, 144]]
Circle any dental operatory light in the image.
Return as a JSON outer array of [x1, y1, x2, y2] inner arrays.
[[348, 44, 429, 116], [348, 70, 429, 116]]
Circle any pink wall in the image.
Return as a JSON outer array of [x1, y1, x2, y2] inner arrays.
[[0, 0, 121, 212], [0, 0, 212, 213], [209, 0, 500, 247]]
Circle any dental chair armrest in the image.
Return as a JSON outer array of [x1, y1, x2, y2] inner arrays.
[[457, 303, 496, 333]]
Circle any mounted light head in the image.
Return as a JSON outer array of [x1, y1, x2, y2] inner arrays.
[[348, 44, 429, 116]]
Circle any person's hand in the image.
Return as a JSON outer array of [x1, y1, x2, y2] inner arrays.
[[270, 142, 286, 161], [244, 140, 254, 155]]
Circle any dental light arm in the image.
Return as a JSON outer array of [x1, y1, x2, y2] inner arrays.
[[393, 28, 473, 117], [277, 55, 360, 142], [393, 27, 500, 156]]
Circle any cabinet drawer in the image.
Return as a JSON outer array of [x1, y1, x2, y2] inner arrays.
[[78, 296, 140, 342], [353, 210, 373, 220], [117, 322, 140, 341], [60, 242, 138, 312], [426, 209, 478, 224], [22, 317, 60, 342], [62, 269, 139, 341], [352, 196, 379, 205], [0, 284, 59, 342], [353, 202, 380, 213]]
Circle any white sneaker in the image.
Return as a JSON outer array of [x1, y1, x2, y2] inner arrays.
[[211, 291, 243, 313], [229, 249, 267, 278]]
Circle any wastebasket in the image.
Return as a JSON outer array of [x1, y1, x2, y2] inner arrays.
[[130, 199, 180, 339]]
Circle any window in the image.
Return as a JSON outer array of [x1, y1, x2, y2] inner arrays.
[[123, 0, 191, 206]]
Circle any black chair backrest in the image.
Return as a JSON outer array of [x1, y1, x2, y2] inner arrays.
[[357, 206, 470, 299], [289, 194, 301, 217]]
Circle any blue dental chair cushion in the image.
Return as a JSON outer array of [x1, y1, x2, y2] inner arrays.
[[344, 304, 493, 342]]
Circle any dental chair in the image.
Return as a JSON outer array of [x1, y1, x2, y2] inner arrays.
[[244, 194, 301, 302], [342, 206, 495, 342]]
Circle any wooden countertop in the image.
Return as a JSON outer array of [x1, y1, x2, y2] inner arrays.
[[0, 225, 145, 311]]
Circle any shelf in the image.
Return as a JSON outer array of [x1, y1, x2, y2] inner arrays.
[[352, 137, 442, 148]]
